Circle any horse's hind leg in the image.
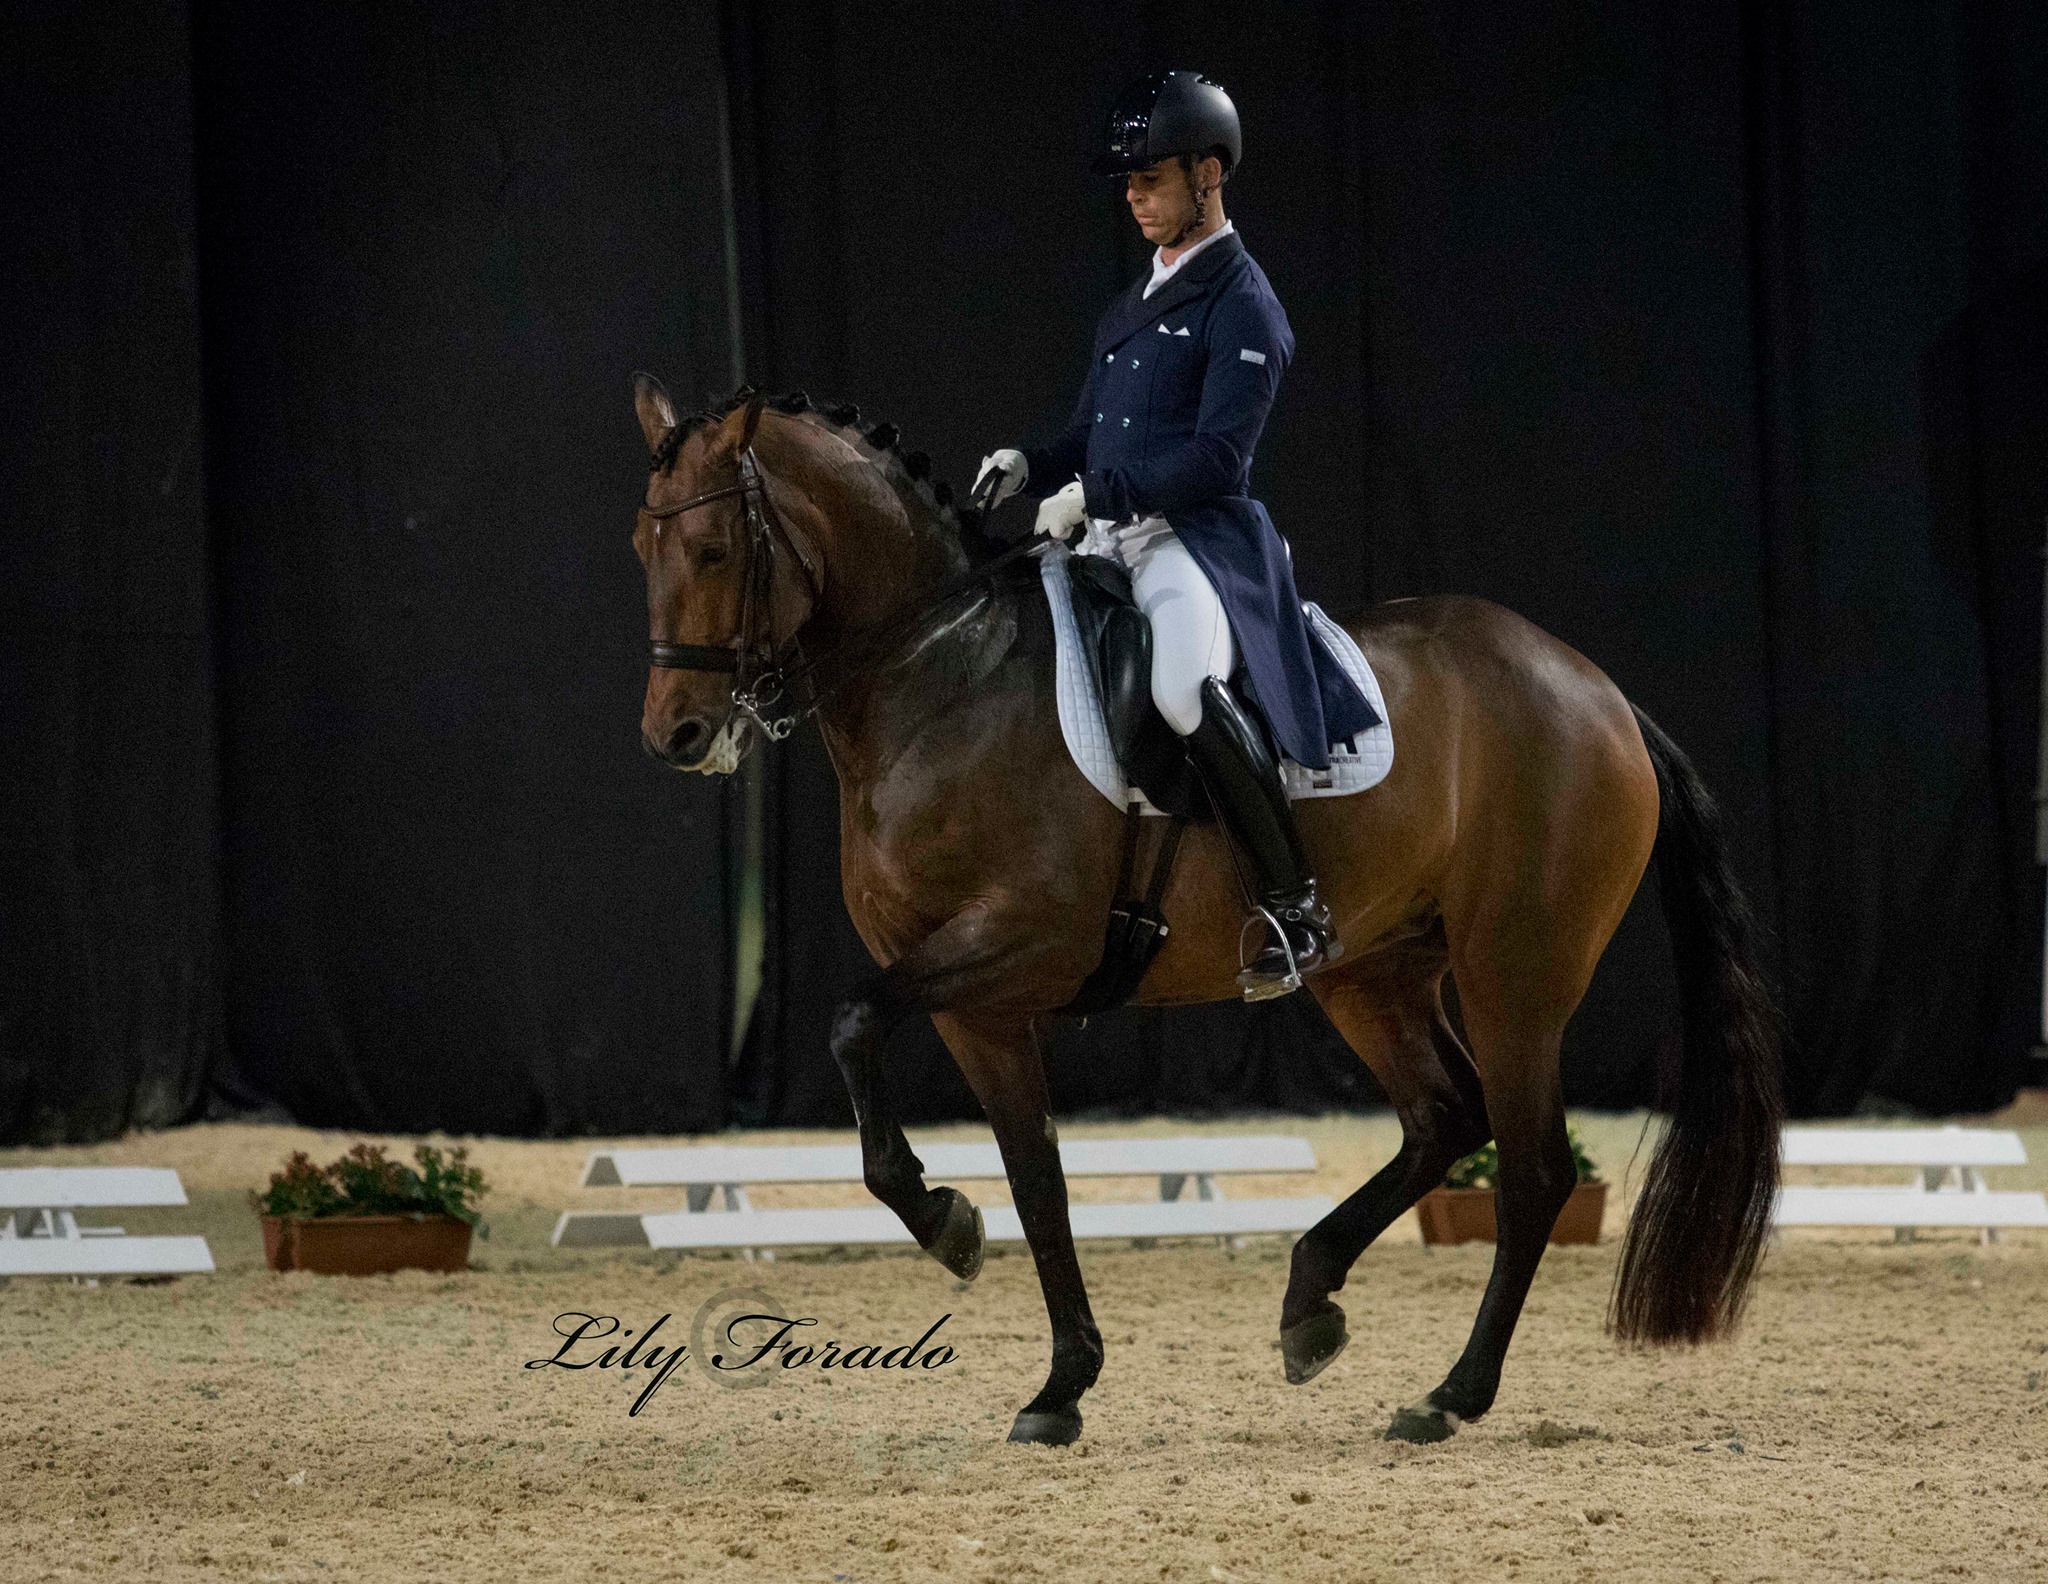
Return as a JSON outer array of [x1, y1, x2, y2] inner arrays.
[[931, 1010, 1103, 1447], [1384, 979, 1576, 1445], [1384, 802, 1647, 1443], [1280, 954, 1489, 1385]]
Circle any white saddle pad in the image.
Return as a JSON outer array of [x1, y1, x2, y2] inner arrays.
[[1041, 544, 1394, 816]]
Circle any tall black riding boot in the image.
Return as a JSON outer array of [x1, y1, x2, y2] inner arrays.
[[1181, 677, 1343, 1001]]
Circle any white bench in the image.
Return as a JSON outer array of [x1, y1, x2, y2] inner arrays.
[[0, 1167, 216, 1283], [1772, 1127, 2047, 1243], [553, 1135, 1330, 1254]]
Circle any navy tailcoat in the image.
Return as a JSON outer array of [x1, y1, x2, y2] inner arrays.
[[1022, 231, 1378, 770]]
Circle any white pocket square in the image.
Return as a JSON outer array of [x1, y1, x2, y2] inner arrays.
[[1240, 348, 1266, 364], [1175, 326, 1191, 336]]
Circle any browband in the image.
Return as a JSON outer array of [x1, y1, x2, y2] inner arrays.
[[648, 641, 741, 672]]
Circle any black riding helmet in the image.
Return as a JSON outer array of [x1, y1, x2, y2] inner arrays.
[[1094, 70, 1241, 177]]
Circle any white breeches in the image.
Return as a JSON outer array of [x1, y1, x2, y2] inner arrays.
[[1096, 515, 1235, 737]]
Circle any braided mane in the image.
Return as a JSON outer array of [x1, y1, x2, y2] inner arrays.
[[657, 385, 1006, 563]]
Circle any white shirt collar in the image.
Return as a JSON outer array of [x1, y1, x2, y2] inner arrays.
[[1143, 220, 1236, 299]]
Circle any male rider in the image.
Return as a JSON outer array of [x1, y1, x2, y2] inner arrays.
[[975, 71, 1378, 1001]]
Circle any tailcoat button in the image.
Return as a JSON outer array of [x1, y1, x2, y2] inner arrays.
[[1121, 416, 1131, 427]]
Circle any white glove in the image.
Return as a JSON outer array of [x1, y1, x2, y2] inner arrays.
[[973, 448, 1028, 508], [1034, 480, 1088, 541]]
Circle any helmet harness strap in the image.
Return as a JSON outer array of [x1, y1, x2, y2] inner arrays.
[[1164, 157, 1212, 250]]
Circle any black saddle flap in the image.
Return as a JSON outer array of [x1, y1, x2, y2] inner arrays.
[[1066, 555, 1200, 818]]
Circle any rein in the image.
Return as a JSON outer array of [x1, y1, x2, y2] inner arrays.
[[643, 444, 1046, 744]]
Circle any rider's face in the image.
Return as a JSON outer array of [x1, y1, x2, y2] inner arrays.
[[1124, 161, 1191, 246], [1124, 156, 1218, 247]]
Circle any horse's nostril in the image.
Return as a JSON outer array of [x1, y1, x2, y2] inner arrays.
[[669, 718, 709, 759]]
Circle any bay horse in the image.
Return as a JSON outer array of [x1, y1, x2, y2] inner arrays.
[[631, 380, 1783, 1447]]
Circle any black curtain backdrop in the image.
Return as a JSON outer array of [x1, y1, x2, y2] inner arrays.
[[720, 0, 2047, 1127], [3, 2, 2043, 1143], [3, 1, 221, 1143], [185, 2, 741, 1137]]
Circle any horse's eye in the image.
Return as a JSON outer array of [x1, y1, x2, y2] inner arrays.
[[699, 543, 729, 567]]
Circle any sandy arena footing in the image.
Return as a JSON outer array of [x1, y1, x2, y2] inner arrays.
[[3, 1112, 2043, 1583]]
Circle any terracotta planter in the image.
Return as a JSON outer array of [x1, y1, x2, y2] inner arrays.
[[261, 1214, 473, 1275], [1549, 1180, 1607, 1244], [1416, 1181, 1607, 1247]]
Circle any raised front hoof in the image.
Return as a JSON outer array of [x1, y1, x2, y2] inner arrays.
[[1007, 1405, 1083, 1447], [1280, 1301, 1350, 1386], [1384, 1403, 1463, 1444], [923, 1186, 985, 1283]]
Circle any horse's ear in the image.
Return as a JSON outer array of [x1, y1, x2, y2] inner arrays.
[[634, 372, 677, 452], [705, 390, 770, 464]]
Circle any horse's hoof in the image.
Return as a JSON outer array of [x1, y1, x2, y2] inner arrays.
[[924, 1187, 984, 1283], [1007, 1405, 1083, 1446], [1384, 1402, 1462, 1444], [1280, 1301, 1349, 1385]]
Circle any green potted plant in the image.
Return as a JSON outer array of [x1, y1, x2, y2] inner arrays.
[[1416, 1126, 1606, 1246], [253, 1143, 487, 1275]]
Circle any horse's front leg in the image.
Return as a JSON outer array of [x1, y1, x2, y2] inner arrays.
[[830, 968, 983, 1280], [831, 894, 1103, 1444], [931, 1009, 1102, 1446]]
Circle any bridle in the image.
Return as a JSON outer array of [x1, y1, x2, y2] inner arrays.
[[642, 444, 818, 744], [640, 440, 1049, 760]]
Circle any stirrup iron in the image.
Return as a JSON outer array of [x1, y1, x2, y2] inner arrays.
[[1236, 903, 1306, 1002], [1182, 678, 1343, 1002], [1235, 891, 1340, 1002]]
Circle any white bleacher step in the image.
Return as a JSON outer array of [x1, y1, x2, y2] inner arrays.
[[0, 1166, 215, 1280], [559, 1135, 1322, 1248], [0, 1236, 216, 1277], [635, 1195, 1337, 1252], [1773, 1185, 2048, 1229], [1780, 1127, 2027, 1168], [0, 1167, 191, 1208], [581, 1135, 1315, 1188], [554, 1212, 658, 1248]]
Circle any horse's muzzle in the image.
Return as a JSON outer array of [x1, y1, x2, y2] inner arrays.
[[643, 715, 712, 768]]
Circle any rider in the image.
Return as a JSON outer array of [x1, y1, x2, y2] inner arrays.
[[975, 70, 1380, 1002]]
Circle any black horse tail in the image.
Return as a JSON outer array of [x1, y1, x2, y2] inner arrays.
[[1609, 704, 1785, 1345]]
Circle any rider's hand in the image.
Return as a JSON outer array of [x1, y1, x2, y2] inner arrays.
[[973, 448, 1028, 509], [1033, 480, 1087, 541]]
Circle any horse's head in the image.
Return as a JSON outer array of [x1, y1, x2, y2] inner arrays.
[[633, 377, 823, 772]]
